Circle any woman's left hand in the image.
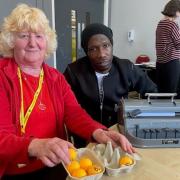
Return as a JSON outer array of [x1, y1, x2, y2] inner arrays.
[[92, 129, 136, 154]]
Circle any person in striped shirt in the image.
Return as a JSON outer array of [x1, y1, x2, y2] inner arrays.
[[156, 0, 180, 98]]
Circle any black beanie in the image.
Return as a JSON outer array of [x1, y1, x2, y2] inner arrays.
[[81, 23, 113, 54]]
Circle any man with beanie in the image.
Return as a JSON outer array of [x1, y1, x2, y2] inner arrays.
[[64, 23, 157, 146]]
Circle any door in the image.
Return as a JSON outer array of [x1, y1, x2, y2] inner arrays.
[[55, 0, 104, 72]]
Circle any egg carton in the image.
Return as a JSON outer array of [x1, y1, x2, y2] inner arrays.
[[91, 141, 141, 176], [64, 148, 105, 180]]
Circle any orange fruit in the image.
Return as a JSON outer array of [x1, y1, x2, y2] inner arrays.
[[119, 155, 134, 166], [71, 168, 87, 178], [69, 148, 77, 161], [79, 157, 93, 170], [66, 160, 80, 174], [86, 164, 102, 175]]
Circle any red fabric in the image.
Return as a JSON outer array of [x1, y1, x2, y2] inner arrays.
[[21, 72, 56, 138], [135, 55, 150, 64], [0, 58, 106, 176]]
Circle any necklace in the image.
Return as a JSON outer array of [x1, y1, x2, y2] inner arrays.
[[22, 72, 46, 111], [17, 67, 44, 134]]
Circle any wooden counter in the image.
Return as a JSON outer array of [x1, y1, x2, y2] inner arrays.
[[66, 146, 180, 180], [101, 148, 180, 180], [95, 125, 180, 180], [66, 124, 180, 180]]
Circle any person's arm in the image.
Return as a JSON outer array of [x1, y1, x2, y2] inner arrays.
[[92, 129, 136, 154], [0, 75, 32, 164], [60, 74, 135, 154], [171, 22, 180, 49], [64, 65, 78, 92], [128, 62, 158, 96], [28, 138, 74, 166]]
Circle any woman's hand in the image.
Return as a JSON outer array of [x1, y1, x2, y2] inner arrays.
[[28, 137, 74, 167], [92, 129, 136, 154]]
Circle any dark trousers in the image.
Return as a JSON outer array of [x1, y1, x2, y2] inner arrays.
[[156, 59, 180, 98], [2, 164, 67, 180]]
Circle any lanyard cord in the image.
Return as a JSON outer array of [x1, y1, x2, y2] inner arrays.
[[17, 67, 44, 134]]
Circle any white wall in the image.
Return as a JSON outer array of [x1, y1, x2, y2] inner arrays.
[[110, 0, 169, 63]]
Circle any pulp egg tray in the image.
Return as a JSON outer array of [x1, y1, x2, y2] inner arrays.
[[91, 141, 140, 176], [64, 148, 105, 180]]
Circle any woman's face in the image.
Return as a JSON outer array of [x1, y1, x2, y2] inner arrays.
[[87, 34, 113, 73], [13, 31, 47, 67]]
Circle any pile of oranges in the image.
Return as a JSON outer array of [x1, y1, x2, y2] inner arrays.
[[66, 148, 102, 178]]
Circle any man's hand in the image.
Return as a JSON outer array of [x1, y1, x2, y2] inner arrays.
[[28, 137, 74, 167], [92, 129, 136, 154]]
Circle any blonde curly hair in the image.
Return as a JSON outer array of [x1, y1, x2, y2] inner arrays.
[[0, 3, 57, 58]]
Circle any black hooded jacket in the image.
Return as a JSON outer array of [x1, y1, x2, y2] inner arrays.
[[64, 56, 157, 127]]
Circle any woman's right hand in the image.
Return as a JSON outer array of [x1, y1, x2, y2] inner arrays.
[[28, 137, 74, 167]]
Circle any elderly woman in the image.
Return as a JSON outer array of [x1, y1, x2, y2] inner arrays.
[[0, 4, 135, 179]]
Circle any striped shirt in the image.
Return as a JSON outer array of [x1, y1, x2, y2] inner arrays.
[[156, 19, 180, 63]]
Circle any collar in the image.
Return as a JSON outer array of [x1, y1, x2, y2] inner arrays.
[[1, 58, 59, 83]]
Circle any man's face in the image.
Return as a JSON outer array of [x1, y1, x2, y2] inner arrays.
[[87, 34, 113, 73]]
